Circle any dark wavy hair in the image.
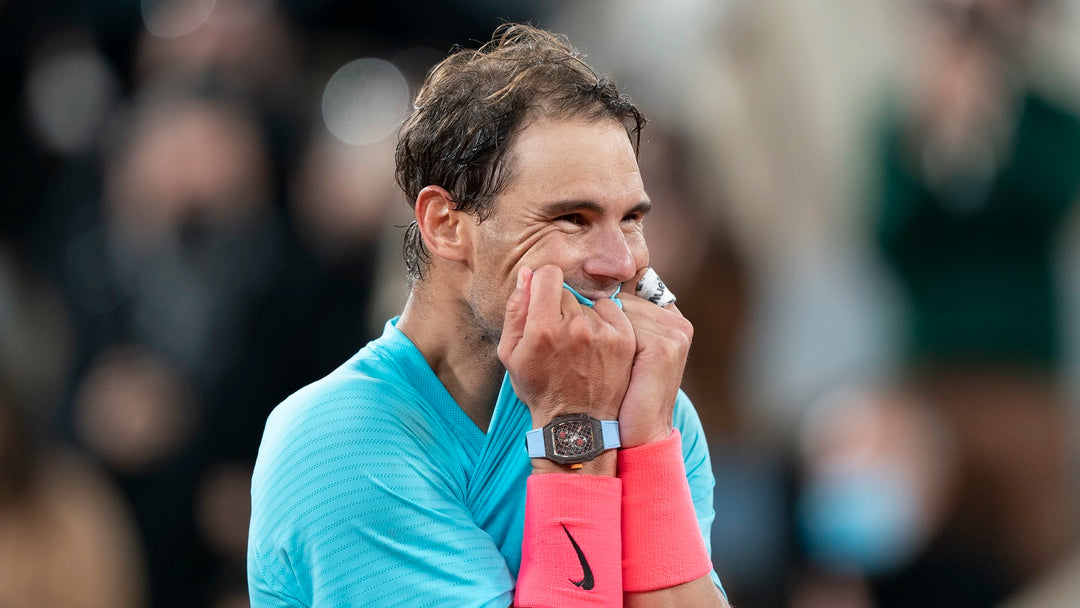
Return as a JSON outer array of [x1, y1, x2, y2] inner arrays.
[[394, 22, 647, 280]]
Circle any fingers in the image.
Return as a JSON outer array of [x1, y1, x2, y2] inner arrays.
[[507, 263, 672, 348], [500, 265, 605, 358], [497, 266, 534, 366], [526, 265, 578, 325], [635, 267, 677, 307], [623, 305, 693, 355], [592, 296, 634, 335], [619, 268, 688, 327], [499, 265, 637, 424]]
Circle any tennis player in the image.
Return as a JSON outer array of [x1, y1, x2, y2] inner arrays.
[[247, 23, 729, 607]]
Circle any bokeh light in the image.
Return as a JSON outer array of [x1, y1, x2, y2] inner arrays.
[[141, 0, 218, 38], [25, 46, 119, 155], [320, 58, 409, 146]]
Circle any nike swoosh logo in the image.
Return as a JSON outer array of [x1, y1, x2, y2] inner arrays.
[[561, 524, 595, 590]]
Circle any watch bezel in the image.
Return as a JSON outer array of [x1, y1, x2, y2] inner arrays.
[[542, 413, 605, 465]]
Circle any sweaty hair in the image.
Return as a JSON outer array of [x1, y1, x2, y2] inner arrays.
[[394, 22, 647, 280]]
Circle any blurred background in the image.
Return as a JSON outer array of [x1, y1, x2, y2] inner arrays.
[[4, 0, 1080, 606]]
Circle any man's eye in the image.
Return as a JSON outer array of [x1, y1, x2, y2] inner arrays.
[[556, 214, 584, 225]]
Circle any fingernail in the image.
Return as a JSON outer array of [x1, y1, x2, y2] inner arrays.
[[517, 266, 527, 289]]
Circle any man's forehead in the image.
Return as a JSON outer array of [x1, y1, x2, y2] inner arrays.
[[501, 118, 644, 200], [511, 116, 636, 160]]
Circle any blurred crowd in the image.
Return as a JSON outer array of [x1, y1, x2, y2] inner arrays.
[[4, 0, 1080, 607]]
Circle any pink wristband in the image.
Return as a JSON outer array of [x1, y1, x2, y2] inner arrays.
[[618, 429, 712, 592], [515, 474, 622, 607]]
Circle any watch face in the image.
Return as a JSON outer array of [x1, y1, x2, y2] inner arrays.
[[549, 416, 598, 462]]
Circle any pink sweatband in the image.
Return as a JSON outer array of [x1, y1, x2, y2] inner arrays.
[[618, 429, 712, 592], [515, 474, 622, 607]]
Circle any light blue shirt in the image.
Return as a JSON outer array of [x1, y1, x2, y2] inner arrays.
[[248, 317, 722, 607]]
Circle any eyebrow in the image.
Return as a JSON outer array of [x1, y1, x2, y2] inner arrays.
[[541, 198, 653, 218]]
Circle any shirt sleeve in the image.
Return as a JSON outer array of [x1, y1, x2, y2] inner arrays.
[[247, 382, 515, 608], [673, 389, 728, 596]]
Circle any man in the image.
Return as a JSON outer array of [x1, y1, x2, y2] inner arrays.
[[248, 23, 729, 607]]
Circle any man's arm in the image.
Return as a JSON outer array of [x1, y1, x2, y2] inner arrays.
[[499, 265, 633, 606], [616, 276, 728, 607], [500, 266, 728, 607]]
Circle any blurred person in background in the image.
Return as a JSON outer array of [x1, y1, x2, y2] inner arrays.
[[0, 244, 147, 608], [129, 0, 308, 216], [0, 378, 148, 608], [804, 0, 1080, 605], [280, 129, 410, 385], [54, 77, 300, 607], [791, 386, 960, 608]]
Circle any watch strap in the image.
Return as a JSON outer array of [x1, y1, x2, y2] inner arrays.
[[600, 420, 621, 449], [525, 427, 546, 458]]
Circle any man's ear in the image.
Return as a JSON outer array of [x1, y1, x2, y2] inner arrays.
[[414, 185, 471, 264]]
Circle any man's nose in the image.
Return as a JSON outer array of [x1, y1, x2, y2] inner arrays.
[[582, 227, 640, 283]]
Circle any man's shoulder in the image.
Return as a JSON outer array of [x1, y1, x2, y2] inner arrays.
[[250, 339, 464, 517], [256, 325, 432, 462], [263, 346, 433, 450]]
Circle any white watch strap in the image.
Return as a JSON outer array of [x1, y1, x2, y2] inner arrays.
[[600, 419, 621, 449], [524, 419, 621, 458], [525, 427, 546, 458]]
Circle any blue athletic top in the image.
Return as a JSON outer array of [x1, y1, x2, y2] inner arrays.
[[248, 317, 723, 607]]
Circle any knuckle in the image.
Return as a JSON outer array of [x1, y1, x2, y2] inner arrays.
[[658, 339, 682, 359], [566, 316, 593, 343], [679, 318, 694, 342]]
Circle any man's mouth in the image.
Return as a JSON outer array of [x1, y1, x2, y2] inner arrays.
[[562, 283, 623, 308]]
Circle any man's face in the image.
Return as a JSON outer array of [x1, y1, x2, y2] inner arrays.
[[465, 116, 651, 337]]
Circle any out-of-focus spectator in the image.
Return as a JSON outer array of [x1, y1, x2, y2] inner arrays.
[[130, 0, 308, 217], [133, 0, 301, 97], [72, 344, 198, 474], [285, 129, 409, 355], [792, 387, 962, 607], [53, 79, 296, 608], [0, 246, 147, 608], [0, 381, 148, 608], [814, 0, 1080, 605], [87, 78, 293, 444]]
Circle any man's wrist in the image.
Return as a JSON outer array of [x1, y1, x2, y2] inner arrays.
[[531, 450, 616, 476], [618, 429, 713, 591], [516, 474, 623, 607], [617, 421, 674, 449]]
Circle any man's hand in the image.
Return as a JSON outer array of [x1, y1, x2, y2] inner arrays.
[[615, 269, 694, 448], [497, 265, 635, 428]]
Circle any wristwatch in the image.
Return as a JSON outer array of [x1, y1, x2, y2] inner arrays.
[[525, 413, 621, 465]]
